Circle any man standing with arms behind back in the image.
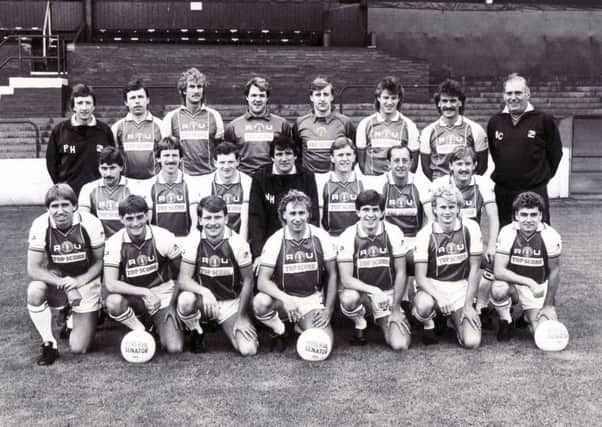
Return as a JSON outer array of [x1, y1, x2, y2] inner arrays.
[[46, 84, 114, 197], [487, 73, 563, 226]]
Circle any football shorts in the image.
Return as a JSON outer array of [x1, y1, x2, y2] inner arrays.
[[44, 278, 101, 314], [430, 278, 468, 313], [514, 281, 547, 311]]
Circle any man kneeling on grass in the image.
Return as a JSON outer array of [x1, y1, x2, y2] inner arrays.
[[253, 190, 338, 352], [27, 184, 105, 365], [104, 195, 184, 354], [490, 192, 562, 342], [176, 196, 258, 356], [337, 190, 411, 350], [413, 184, 483, 348]]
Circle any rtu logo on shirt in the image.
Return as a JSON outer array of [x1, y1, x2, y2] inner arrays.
[[438, 242, 465, 254], [125, 132, 152, 141], [359, 246, 388, 257], [286, 251, 315, 262], [181, 122, 207, 130], [513, 246, 541, 257], [159, 193, 184, 203], [332, 192, 356, 202], [129, 254, 155, 266], [54, 241, 81, 253], [373, 129, 400, 139], [203, 255, 229, 267]]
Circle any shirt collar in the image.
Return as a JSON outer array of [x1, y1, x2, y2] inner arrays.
[[201, 226, 233, 241], [284, 224, 311, 240], [70, 115, 97, 127], [157, 169, 184, 184], [125, 111, 154, 122], [213, 170, 240, 185], [432, 218, 463, 233], [375, 111, 403, 123], [329, 171, 359, 183], [272, 164, 297, 175], [99, 176, 128, 188], [244, 110, 271, 120], [386, 171, 415, 185], [356, 221, 385, 238], [502, 102, 535, 114], [123, 225, 153, 243], [448, 174, 476, 188], [437, 115, 464, 127], [179, 104, 207, 114], [49, 211, 82, 229], [312, 112, 334, 124], [511, 221, 545, 232]]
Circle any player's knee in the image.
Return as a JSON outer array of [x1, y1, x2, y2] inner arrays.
[[339, 289, 361, 311], [105, 293, 128, 316], [163, 336, 184, 354], [177, 291, 198, 315], [253, 292, 273, 316], [27, 281, 48, 306], [413, 291, 435, 318], [70, 340, 91, 354], [490, 281, 511, 303]]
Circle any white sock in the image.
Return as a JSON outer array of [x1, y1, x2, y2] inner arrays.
[[110, 307, 145, 331], [493, 299, 512, 323], [177, 308, 204, 334], [256, 310, 286, 335], [340, 304, 367, 330], [28, 302, 57, 348]]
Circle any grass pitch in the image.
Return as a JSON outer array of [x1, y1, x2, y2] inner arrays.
[[1, 201, 601, 426]]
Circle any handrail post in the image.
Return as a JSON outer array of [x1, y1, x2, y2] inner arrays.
[[0, 120, 42, 158]]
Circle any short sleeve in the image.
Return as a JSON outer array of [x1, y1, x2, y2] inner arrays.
[[496, 225, 516, 256], [542, 226, 562, 258], [160, 110, 176, 138], [209, 108, 224, 139], [260, 230, 284, 267], [475, 175, 496, 205], [464, 219, 483, 256], [104, 232, 123, 268], [181, 230, 201, 264], [413, 225, 432, 263], [28, 215, 49, 252], [78, 183, 94, 210], [314, 227, 337, 261], [153, 226, 181, 259], [355, 117, 369, 149], [81, 212, 105, 248], [385, 222, 406, 257], [469, 120, 489, 152], [230, 232, 253, 268], [413, 173, 433, 204], [336, 227, 356, 263], [405, 117, 420, 152], [419, 123, 434, 155]]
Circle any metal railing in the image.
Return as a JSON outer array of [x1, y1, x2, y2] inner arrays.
[[0, 34, 67, 74], [0, 119, 42, 158]]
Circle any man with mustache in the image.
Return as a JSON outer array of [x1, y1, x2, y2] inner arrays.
[[146, 137, 199, 242], [356, 76, 420, 176], [224, 76, 292, 176], [46, 84, 114, 197], [112, 79, 163, 186], [162, 68, 224, 178], [26, 184, 105, 365], [79, 146, 132, 238], [487, 73, 563, 226], [420, 79, 488, 181], [293, 76, 355, 173]]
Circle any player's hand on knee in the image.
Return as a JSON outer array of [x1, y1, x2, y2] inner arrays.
[[438, 301, 454, 315], [283, 298, 300, 323], [461, 305, 481, 329], [536, 305, 557, 322], [312, 308, 332, 328], [528, 280, 546, 298], [234, 316, 257, 342], [60, 277, 82, 307], [371, 288, 390, 312], [200, 292, 219, 319]]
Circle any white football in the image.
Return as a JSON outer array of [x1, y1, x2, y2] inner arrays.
[[120, 330, 156, 363], [534, 320, 569, 352], [296, 328, 332, 361]]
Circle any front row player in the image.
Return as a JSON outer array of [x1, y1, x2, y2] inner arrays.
[[253, 190, 338, 351], [338, 190, 411, 350], [104, 195, 184, 354], [27, 184, 105, 365], [412, 185, 483, 348], [177, 196, 258, 356], [490, 192, 562, 341]]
